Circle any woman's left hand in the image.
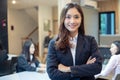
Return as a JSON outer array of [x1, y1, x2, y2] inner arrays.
[[58, 64, 71, 72], [86, 56, 96, 64]]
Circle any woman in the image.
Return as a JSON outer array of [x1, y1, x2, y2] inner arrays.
[[47, 3, 102, 80], [16, 40, 46, 72], [97, 41, 120, 80]]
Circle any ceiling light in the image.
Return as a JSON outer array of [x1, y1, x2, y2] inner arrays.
[[12, 0, 16, 4]]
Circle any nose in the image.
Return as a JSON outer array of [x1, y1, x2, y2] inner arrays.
[[70, 17, 75, 23]]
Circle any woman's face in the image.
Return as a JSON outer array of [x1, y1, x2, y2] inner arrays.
[[110, 43, 118, 55], [64, 7, 81, 36], [29, 43, 35, 54]]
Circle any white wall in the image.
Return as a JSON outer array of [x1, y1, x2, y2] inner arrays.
[[8, 9, 38, 55], [38, 5, 52, 56], [100, 35, 120, 45], [82, 7, 99, 43]]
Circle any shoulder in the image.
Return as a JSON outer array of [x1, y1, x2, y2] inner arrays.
[[78, 34, 95, 42], [111, 55, 120, 60], [84, 35, 94, 40], [49, 35, 57, 44], [78, 34, 94, 39], [18, 54, 26, 60], [49, 38, 56, 46], [108, 55, 120, 63]]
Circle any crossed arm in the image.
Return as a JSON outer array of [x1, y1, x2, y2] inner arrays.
[[58, 57, 96, 72]]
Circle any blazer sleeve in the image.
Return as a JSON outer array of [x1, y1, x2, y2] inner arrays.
[[35, 59, 40, 67], [70, 36, 102, 77], [17, 55, 36, 71], [47, 39, 71, 80]]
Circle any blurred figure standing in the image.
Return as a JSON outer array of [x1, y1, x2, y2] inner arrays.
[[43, 30, 53, 63], [43, 30, 53, 48]]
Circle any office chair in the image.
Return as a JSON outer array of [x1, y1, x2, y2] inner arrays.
[[0, 57, 18, 77], [0, 60, 12, 76], [11, 57, 18, 72]]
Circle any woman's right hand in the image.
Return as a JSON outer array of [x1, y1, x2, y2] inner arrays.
[[86, 56, 96, 64], [36, 67, 46, 73]]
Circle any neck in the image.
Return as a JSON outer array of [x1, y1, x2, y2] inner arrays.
[[70, 32, 78, 38]]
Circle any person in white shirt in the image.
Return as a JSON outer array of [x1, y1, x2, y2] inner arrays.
[[16, 39, 46, 73], [97, 41, 120, 80]]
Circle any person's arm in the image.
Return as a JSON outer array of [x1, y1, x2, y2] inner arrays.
[[38, 63, 46, 68], [69, 37, 102, 77], [100, 55, 117, 76], [47, 39, 71, 80], [58, 57, 96, 72], [17, 56, 36, 71], [58, 37, 102, 78]]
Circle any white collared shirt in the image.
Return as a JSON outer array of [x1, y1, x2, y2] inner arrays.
[[69, 34, 78, 66], [30, 55, 36, 67]]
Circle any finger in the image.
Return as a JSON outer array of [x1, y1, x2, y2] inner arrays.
[[88, 56, 92, 60]]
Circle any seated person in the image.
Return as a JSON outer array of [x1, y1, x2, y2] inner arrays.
[[96, 41, 120, 80], [16, 40, 46, 73], [0, 41, 8, 64]]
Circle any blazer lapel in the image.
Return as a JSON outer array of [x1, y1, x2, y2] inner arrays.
[[67, 48, 74, 65], [75, 34, 85, 65]]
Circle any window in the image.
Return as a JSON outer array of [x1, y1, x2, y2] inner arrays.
[[99, 12, 115, 35]]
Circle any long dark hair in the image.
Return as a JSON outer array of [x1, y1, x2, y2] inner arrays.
[[112, 41, 120, 55], [56, 3, 85, 51], [22, 40, 34, 62]]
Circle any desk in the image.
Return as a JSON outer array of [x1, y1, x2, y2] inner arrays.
[[0, 71, 51, 80]]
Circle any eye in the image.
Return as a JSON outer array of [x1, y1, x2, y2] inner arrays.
[[65, 15, 71, 19], [74, 15, 80, 19]]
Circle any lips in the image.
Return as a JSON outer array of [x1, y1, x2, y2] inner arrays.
[[69, 24, 77, 28]]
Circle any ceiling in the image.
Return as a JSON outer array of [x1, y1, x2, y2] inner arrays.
[[7, 0, 108, 10], [8, 0, 58, 10]]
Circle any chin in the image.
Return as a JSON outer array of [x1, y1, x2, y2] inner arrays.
[[69, 29, 75, 31]]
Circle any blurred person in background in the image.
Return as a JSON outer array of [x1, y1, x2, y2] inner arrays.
[[16, 40, 46, 73]]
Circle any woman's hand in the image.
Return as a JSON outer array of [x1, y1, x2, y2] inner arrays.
[[39, 63, 46, 68], [58, 64, 71, 72], [36, 67, 46, 73], [58, 56, 96, 72], [86, 56, 96, 64]]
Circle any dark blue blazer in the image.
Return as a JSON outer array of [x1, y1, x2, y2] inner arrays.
[[16, 54, 39, 72], [47, 34, 102, 80]]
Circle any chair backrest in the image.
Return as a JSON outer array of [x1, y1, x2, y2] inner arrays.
[[0, 57, 18, 77], [115, 74, 120, 80], [11, 57, 18, 72], [0, 60, 12, 76]]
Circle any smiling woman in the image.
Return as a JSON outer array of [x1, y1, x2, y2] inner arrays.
[[47, 3, 102, 80]]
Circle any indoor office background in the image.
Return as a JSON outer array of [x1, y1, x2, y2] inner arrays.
[[0, 0, 120, 79], [6, 0, 120, 57]]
